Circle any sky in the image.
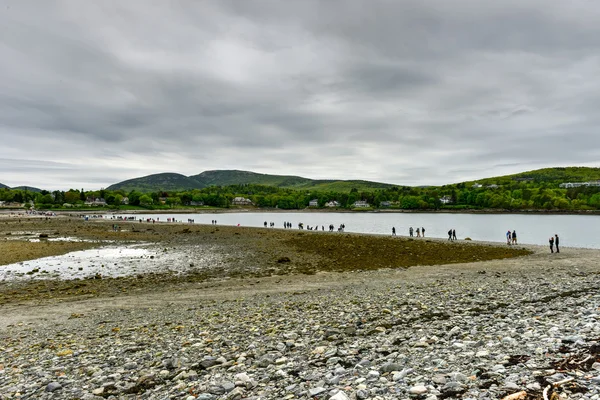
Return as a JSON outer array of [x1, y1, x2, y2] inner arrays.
[[2, 0, 600, 191]]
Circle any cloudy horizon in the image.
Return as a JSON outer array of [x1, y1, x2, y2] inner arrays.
[[2, 0, 600, 191]]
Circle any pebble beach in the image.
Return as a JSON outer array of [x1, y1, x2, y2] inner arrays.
[[1, 216, 599, 400]]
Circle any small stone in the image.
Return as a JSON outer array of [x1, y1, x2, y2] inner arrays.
[[235, 372, 251, 382], [367, 370, 380, 380], [222, 381, 235, 392], [503, 382, 521, 391], [380, 363, 403, 373], [330, 392, 351, 400], [45, 382, 62, 392], [410, 385, 428, 395], [308, 387, 326, 397], [356, 389, 370, 399]]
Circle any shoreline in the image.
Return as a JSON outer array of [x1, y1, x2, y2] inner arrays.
[[4, 207, 600, 216]]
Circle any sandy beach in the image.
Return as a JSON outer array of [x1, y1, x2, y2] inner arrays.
[[0, 215, 599, 399]]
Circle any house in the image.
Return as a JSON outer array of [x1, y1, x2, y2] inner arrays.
[[121, 197, 129, 205], [308, 199, 319, 207], [84, 197, 107, 206], [159, 197, 168, 204], [379, 201, 391, 208], [559, 181, 600, 188], [63, 203, 73, 208], [472, 183, 483, 188], [353, 200, 370, 208], [325, 201, 340, 207], [231, 197, 253, 205], [440, 195, 453, 204], [487, 184, 499, 189], [190, 201, 204, 206]]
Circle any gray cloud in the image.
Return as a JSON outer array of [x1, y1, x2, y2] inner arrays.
[[1, 0, 600, 190]]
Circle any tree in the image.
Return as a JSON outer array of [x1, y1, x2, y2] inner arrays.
[[139, 195, 153, 206], [166, 197, 181, 207], [65, 191, 80, 204]]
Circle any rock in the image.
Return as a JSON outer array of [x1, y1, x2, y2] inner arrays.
[[380, 363, 403, 373], [410, 385, 428, 395], [330, 392, 350, 400], [45, 382, 62, 392], [367, 370, 380, 380], [308, 387, 326, 397]]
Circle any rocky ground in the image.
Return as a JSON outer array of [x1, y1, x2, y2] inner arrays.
[[0, 217, 599, 400]]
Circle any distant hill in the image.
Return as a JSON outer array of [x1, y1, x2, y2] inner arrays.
[[107, 173, 203, 192], [469, 167, 600, 185], [0, 182, 7, 189], [191, 170, 310, 188], [108, 169, 396, 192], [11, 186, 42, 192]]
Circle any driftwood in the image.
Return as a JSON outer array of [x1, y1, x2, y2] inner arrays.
[[543, 377, 575, 400], [501, 390, 527, 400]]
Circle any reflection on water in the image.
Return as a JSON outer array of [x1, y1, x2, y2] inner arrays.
[[0, 243, 222, 282]]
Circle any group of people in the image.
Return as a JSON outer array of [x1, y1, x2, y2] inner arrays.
[[549, 234, 560, 253], [211, 220, 217, 225], [391, 226, 426, 237], [409, 226, 425, 237], [506, 230, 517, 244], [447, 229, 457, 240]]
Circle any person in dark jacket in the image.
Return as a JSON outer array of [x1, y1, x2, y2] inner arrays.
[[555, 234, 559, 253], [448, 229, 452, 240], [452, 229, 457, 241], [549, 236, 554, 253]]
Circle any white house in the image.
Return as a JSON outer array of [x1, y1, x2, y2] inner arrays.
[[232, 197, 253, 205], [308, 199, 319, 207], [84, 197, 107, 206], [559, 181, 600, 188], [121, 197, 129, 205], [472, 183, 483, 188], [325, 201, 340, 207], [353, 200, 370, 208], [439, 195, 453, 204], [379, 201, 391, 207]]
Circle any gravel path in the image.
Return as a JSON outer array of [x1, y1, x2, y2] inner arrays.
[[1, 243, 600, 400]]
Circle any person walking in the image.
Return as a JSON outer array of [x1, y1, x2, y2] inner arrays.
[[452, 229, 457, 241], [416, 227, 421, 237], [409, 227, 414, 237], [422, 227, 425, 237], [555, 234, 559, 253], [448, 229, 452, 240], [512, 230, 517, 244], [549, 236, 554, 253], [392, 227, 396, 236]]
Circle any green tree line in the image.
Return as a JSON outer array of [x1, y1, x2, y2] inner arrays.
[[2, 180, 600, 211]]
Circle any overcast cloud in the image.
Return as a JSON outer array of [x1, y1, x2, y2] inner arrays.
[[2, 0, 600, 190]]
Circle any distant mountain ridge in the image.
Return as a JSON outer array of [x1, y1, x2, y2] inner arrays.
[[107, 170, 396, 192], [11, 186, 42, 192], [0, 182, 7, 189], [468, 166, 600, 185]]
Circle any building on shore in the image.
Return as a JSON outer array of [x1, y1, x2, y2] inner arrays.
[[231, 197, 253, 205]]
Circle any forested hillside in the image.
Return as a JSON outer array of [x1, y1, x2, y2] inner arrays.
[[3, 167, 600, 212]]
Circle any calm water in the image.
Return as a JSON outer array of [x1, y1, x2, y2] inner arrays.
[[110, 212, 600, 249]]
